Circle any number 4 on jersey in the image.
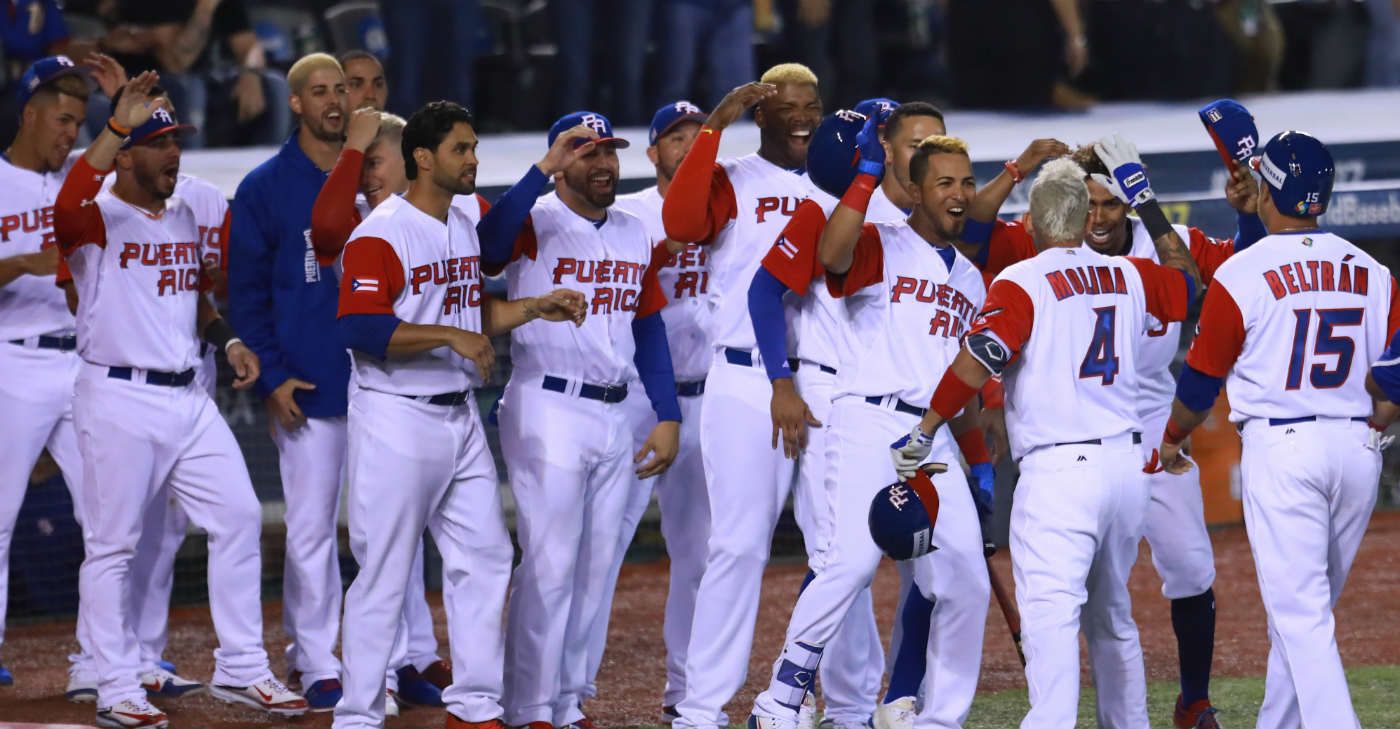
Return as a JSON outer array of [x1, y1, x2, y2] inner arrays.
[[1286, 308, 1364, 389], [1080, 306, 1121, 384]]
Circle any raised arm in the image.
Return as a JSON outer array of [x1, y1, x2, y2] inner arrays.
[[1091, 134, 1201, 292], [310, 108, 380, 260], [819, 112, 885, 274], [661, 82, 770, 243], [965, 138, 1070, 225]]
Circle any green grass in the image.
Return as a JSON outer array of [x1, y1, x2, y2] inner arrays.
[[962, 665, 1400, 728]]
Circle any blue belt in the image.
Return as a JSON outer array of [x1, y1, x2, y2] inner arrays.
[[677, 379, 706, 397], [10, 335, 77, 351], [793, 359, 838, 375], [1054, 432, 1142, 447], [722, 347, 837, 375], [864, 395, 926, 418], [108, 366, 195, 387], [542, 375, 629, 403], [401, 390, 471, 407], [1265, 415, 1368, 427]]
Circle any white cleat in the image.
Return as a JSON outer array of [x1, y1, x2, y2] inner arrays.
[[65, 672, 98, 703], [386, 689, 400, 717], [140, 667, 205, 699], [96, 697, 169, 728], [209, 676, 309, 716], [798, 695, 819, 729], [873, 696, 917, 729], [749, 715, 799, 729]]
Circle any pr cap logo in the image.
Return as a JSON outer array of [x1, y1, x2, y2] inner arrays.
[[579, 113, 609, 135]]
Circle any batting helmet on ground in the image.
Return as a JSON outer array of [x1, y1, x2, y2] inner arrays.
[[1251, 130, 1334, 217], [868, 463, 945, 561], [806, 109, 868, 198]]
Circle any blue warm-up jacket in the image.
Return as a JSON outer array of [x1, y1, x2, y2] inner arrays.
[[227, 135, 349, 419]]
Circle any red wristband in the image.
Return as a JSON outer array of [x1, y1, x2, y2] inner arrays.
[[930, 372, 978, 421], [955, 429, 991, 466], [839, 172, 879, 215], [1004, 160, 1024, 184], [1163, 419, 1192, 445]]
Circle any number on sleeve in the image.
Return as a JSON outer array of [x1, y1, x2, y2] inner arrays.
[[1079, 306, 1121, 384], [1284, 308, 1364, 390]]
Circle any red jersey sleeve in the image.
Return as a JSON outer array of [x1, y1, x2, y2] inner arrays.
[[1388, 275, 1400, 340], [54, 156, 109, 253], [970, 279, 1035, 359], [337, 236, 406, 316], [1128, 257, 1190, 323], [824, 224, 884, 297], [1184, 282, 1245, 378], [636, 252, 668, 319], [480, 215, 539, 277], [661, 127, 738, 244], [1187, 226, 1234, 286], [760, 199, 826, 295], [312, 148, 365, 265], [977, 220, 1037, 285]]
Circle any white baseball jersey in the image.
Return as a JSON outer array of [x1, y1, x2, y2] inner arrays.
[[972, 246, 1190, 459], [338, 194, 485, 395], [501, 192, 666, 384], [104, 173, 228, 270], [866, 184, 908, 223], [57, 157, 209, 372], [1185, 231, 1400, 422], [613, 185, 711, 381], [829, 220, 986, 404], [0, 153, 75, 340]]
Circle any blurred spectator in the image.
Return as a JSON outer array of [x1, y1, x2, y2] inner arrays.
[[379, 0, 479, 115], [0, 0, 72, 144], [1364, 0, 1400, 86], [773, 0, 877, 108], [1214, 0, 1284, 93], [548, 0, 652, 125], [946, 0, 1093, 110], [339, 49, 385, 111], [81, 0, 291, 147], [657, 0, 754, 110]]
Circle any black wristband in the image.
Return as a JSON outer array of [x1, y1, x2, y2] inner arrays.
[[1135, 199, 1174, 242], [203, 317, 235, 350]]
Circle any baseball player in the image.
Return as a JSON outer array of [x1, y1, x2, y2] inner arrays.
[[1156, 131, 1398, 729], [577, 99, 711, 722], [751, 132, 992, 729], [477, 110, 680, 729], [659, 65, 839, 729], [332, 99, 587, 729], [226, 52, 360, 711], [893, 148, 1200, 728], [311, 105, 476, 702], [339, 50, 387, 113], [56, 72, 307, 729]]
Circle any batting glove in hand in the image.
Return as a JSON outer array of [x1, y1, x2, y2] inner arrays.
[[855, 109, 889, 178], [1091, 133, 1154, 208], [890, 426, 934, 480], [1368, 426, 1395, 453]]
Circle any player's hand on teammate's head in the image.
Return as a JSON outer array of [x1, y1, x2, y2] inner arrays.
[[635, 420, 680, 478], [769, 378, 821, 459], [345, 107, 382, 153], [227, 340, 260, 390], [1225, 159, 1258, 215], [83, 52, 128, 99], [449, 330, 496, 380], [708, 81, 777, 131], [1091, 133, 1155, 208], [1014, 138, 1071, 174], [112, 71, 166, 129], [539, 126, 598, 176], [533, 288, 588, 326]]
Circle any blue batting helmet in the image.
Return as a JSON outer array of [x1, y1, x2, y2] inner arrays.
[[1251, 130, 1334, 218], [868, 466, 943, 561], [806, 109, 867, 198]]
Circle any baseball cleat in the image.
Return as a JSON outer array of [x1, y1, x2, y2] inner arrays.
[[660, 705, 680, 724], [141, 667, 204, 699], [386, 689, 400, 717], [798, 695, 819, 729], [209, 676, 308, 715], [421, 658, 453, 690], [66, 672, 98, 703], [0, 663, 12, 686], [446, 715, 507, 729], [511, 722, 554, 729], [561, 716, 597, 729], [396, 665, 445, 706], [873, 696, 916, 729], [302, 677, 343, 712], [96, 698, 169, 728], [748, 714, 799, 729], [821, 719, 873, 729], [1173, 695, 1222, 729]]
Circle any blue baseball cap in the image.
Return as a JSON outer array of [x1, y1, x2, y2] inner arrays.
[[1198, 98, 1258, 167], [868, 468, 941, 561], [548, 110, 629, 149], [806, 109, 867, 198], [124, 107, 196, 150], [16, 55, 90, 110], [853, 97, 899, 120], [1250, 130, 1334, 218], [648, 100, 707, 146]]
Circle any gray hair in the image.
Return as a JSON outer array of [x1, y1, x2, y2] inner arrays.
[[368, 112, 406, 153], [1028, 158, 1090, 247]]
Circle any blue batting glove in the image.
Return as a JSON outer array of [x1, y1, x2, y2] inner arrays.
[[855, 108, 888, 178], [1091, 133, 1155, 208], [890, 425, 934, 480], [968, 462, 995, 520]]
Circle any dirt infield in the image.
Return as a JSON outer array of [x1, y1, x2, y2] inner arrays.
[[2, 512, 1398, 729]]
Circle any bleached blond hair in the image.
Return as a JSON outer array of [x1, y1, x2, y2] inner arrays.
[[1029, 158, 1090, 247], [909, 134, 970, 186], [288, 53, 343, 95], [376, 112, 406, 143], [760, 62, 818, 86]]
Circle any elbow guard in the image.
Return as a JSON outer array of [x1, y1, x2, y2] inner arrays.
[[965, 332, 1011, 376]]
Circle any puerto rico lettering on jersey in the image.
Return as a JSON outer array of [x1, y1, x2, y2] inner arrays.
[[410, 254, 483, 315], [663, 243, 709, 300], [0, 205, 55, 245], [551, 256, 650, 315], [755, 195, 803, 224], [117, 241, 203, 295], [889, 276, 979, 338]]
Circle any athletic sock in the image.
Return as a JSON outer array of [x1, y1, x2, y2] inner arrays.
[[1170, 587, 1216, 706], [883, 584, 934, 703]]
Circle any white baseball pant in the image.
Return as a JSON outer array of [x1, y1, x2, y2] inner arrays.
[[128, 490, 189, 672], [1010, 432, 1148, 729], [674, 352, 797, 729], [73, 362, 272, 708], [1139, 411, 1215, 599], [334, 389, 512, 729], [399, 541, 444, 673], [273, 415, 347, 685], [751, 397, 987, 729], [500, 378, 636, 727], [1239, 417, 1377, 729], [793, 366, 884, 725]]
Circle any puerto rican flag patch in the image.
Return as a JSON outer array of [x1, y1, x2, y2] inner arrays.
[[351, 277, 380, 293]]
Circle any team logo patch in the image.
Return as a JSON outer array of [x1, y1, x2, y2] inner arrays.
[[351, 277, 380, 293], [774, 234, 799, 259]]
